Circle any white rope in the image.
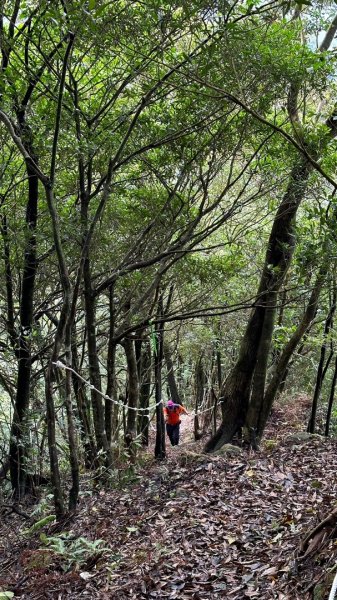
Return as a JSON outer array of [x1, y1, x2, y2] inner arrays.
[[53, 360, 218, 418], [53, 361, 162, 412], [329, 570, 337, 600]]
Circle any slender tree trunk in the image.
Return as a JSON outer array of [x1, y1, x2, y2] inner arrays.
[[9, 163, 38, 498], [64, 326, 79, 512], [215, 348, 225, 419], [105, 285, 118, 444], [154, 303, 166, 460], [43, 183, 74, 519], [71, 331, 96, 467], [80, 231, 111, 469], [124, 335, 139, 450], [135, 329, 143, 380], [1, 215, 16, 348], [194, 356, 205, 440], [271, 286, 287, 366], [42, 33, 77, 517], [321, 340, 334, 383], [137, 339, 152, 446], [164, 343, 182, 405], [45, 364, 64, 518], [205, 158, 312, 452], [211, 388, 218, 435], [81, 190, 111, 464], [325, 354, 337, 436], [308, 286, 336, 433]]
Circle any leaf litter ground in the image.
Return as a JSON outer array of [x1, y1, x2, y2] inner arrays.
[[1, 396, 337, 599]]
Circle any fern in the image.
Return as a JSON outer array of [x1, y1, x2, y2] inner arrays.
[[39, 532, 114, 571]]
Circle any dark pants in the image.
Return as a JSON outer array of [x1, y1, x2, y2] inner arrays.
[[166, 423, 180, 446]]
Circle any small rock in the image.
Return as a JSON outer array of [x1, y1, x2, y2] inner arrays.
[[215, 444, 243, 456], [284, 432, 322, 445]]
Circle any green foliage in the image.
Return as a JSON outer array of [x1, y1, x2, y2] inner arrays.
[[39, 532, 113, 572], [24, 514, 56, 535]]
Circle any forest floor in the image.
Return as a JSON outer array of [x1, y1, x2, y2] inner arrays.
[[1, 396, 337, 599]]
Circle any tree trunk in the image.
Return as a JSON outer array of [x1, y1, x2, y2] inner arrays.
[[194, 356, 205, 440], [80, 185, 111, 465], [71, 331, 96, 467], [83, 255, 112, 465], [205, 157, 312, 452], [211, 388, 218, 435], [308, 286, 336, 433], [257, 265, 327, 438], [325, 354, 337, 436], [245, 290, 277, 446], [164, 343, 182, 405], [9, 163, 38, 498], [124, 335, 139, 450], [43, 183, 74, 519], [137, 339, 152, 446], [215, 348, 225, 419], [135, 329, 143, 380], [45, 364, 65, 518], [105, 285, 118, 444], [1, 215, 16, 348], [64, 327, 79, 512], [154, 307, 166, 459]]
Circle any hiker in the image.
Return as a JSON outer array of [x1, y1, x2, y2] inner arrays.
[[164, 400, 189, 446]]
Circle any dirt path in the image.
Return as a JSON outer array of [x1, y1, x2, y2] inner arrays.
[[1, 402, 336, 599]]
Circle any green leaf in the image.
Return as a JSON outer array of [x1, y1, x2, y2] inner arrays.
[[0, 593, 15, 599], [25, 514, 56, 535], [88, 0, 96, 9]]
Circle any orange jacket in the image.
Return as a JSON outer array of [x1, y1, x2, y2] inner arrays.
[[164, 404, 188, 425]]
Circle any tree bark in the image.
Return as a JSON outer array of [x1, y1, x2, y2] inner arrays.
[[64, 327, 79, 512], [308, 286, 336, 433], [215, 348, 225, 419], [257, 265, 327, 438], [194, 356, 205, 440], [9, 163, 38, 498], [325, 354, 337, 437], [245, 290, 277, 446], [137, 339, 152, 446], [105, 285, 118, 444], [154, 303, 166, 459], [124, 335, 139, 450], [164, 343, 182, 405], [83, 254, 112, 464], [80, 177, 111, 465], [71, 331, 96, 467], [1, 215, 16, 348], [205, 157, 312, 452]]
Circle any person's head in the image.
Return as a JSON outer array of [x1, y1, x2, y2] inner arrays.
[[167, 399, 174, 410]]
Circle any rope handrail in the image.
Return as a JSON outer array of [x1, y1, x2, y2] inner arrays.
[[53, 360, 216, 418], [329, 570, 337, 600]]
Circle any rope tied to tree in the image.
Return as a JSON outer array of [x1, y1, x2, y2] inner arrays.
[[52, 360, 216, 418]]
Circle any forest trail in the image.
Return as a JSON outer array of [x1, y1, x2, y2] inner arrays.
[[1, 399, 337, 600]]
